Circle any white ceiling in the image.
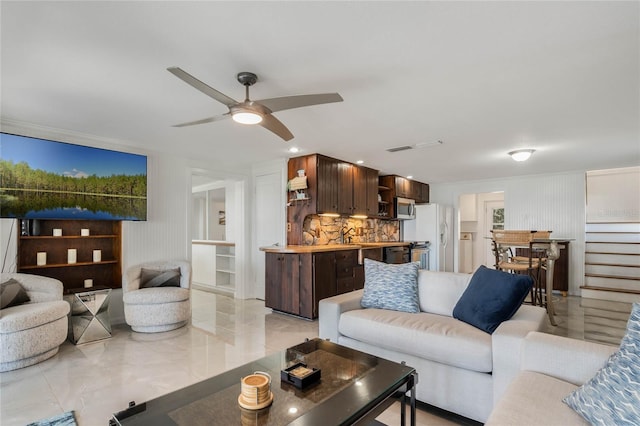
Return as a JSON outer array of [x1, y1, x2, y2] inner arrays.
[[1, 1, 638, 184]]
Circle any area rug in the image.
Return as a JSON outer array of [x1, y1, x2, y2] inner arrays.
[[26, 411, 77, 426]]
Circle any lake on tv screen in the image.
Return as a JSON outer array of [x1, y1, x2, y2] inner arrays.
[[1, 190, 147, 221], [0, 132, 147, 221]]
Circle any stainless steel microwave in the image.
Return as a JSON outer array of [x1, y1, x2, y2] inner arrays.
[[394, 197, 416, 220]]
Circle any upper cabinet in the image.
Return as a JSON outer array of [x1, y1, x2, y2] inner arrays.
[[288, 154, 379, 217], [379, 175, 430, 205], [287, 154, 380, 244], [316, 155, 339, 213], [459, 193, 478, 221]]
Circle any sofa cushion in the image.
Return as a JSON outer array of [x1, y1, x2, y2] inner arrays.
[[361, 259, 420, 313], [486, 371, 589, 425], [339, 308, 493, 373], [453, 266, 533, 334], [140, 268, 181, 288], [417, 270, 472, 316], [1, 279, 30, 309], [563, 302, 640, 425], [123, 287, 190, 305], [0, 300, 70, 333]]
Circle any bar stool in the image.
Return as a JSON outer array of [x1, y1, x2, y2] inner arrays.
[[491, 230, 550, 307]]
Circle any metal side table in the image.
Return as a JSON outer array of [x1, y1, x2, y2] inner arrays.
[[66, 287, 112, 344]]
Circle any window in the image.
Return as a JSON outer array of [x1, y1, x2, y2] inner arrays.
[[492, 207, 505, 230]]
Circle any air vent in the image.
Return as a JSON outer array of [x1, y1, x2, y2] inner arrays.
[[386, 140, 443, 153], [386, 145, 413, 153]]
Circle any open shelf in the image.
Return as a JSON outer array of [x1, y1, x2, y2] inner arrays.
[[19, 260, 119, 270], [17, 219, 122, 291]]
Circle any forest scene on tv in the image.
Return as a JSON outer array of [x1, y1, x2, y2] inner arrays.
[[0, 133, 147, 220]]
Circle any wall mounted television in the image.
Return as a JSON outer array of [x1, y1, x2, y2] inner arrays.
[[0, 132, 147, 221]]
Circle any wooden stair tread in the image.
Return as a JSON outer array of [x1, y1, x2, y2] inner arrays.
[[581, 285, 640, 295], [585, 262, 640, 267], [584, 273, 640, 281], [585, 241, 640, 244], [586, 251, 640, 255]]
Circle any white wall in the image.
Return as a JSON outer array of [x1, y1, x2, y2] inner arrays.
[[0, 121, 201, 323], [249, 159, 287, 300], [431, 171, 586, 295]]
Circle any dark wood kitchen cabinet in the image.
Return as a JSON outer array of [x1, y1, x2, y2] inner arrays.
[[264, 249, 360, 319], [287, 154, 380, 244], [354, 166, 380, 217], [337, 161, 354, 215], [379, 175, 430, 206], [265, 252, 301, 316], [316, 155, 339, 213]]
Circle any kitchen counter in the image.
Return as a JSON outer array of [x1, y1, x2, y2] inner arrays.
[[260, 242, 409, 254]]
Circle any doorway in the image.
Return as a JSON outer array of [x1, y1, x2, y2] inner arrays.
[[189, 171, 246, 298], [484, 200, 505, 268]]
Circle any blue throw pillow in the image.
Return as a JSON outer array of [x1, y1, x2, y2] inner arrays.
[[361, 259, 420, 313], [563, 302, 640, 425], [452, 265, 533, 334]]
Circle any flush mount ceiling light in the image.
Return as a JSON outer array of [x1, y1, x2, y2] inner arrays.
[[508, 149, 535, 162], [231, 110, 263, 125], [356, 160, 364, 164], [288, 147, 300, 153]]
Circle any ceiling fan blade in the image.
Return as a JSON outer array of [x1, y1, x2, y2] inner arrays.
[[167, 67, 238, 107], [256, 93, 343, 113], [172, 113, 230, 128], [259, 114, 294, 141]]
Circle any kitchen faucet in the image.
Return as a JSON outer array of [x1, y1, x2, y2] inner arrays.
[[341, 226, 355, 244]]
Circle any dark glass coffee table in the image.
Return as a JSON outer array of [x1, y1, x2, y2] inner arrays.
[[110, 338, 417, 426]]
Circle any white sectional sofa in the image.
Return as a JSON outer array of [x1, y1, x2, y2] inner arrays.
[[486, 331, 617, 425], [319, 270, 548, 423]]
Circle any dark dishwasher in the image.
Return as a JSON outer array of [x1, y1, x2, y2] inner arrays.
[[382, 246, 410, 264]]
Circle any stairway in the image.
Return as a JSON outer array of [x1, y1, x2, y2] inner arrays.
[[582, 222, 640, 303]]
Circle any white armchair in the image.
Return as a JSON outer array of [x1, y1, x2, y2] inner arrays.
[[123, 260, 191, 333], [0, 273, 70, 372]]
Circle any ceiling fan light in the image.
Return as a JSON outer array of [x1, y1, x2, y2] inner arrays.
[[232, 111, 263, 125], [508, 149, 535, 162]]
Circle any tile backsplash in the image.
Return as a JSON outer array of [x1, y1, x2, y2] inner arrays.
[[301, 215, 400, 245]]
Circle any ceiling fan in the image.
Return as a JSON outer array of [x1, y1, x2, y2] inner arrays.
[[167, 67, 343, 141]]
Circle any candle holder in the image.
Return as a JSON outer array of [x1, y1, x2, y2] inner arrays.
[[81, 229, 90, 236], [93, 250, 102, 263], [37, 252, 47, 266], [67, 249, 77, 264], [53, 229, 62, 237]]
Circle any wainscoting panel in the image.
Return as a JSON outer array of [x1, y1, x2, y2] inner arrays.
[[504, 172, 586, 295]]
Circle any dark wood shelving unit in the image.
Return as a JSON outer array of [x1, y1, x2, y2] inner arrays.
[[17, 219, 122, 293]]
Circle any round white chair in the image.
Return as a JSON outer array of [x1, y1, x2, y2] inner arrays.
[[0, 273, 70, 372], [123, 260, 191, 333]]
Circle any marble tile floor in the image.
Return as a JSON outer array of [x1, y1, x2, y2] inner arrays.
[[0, 290, 630, 426]]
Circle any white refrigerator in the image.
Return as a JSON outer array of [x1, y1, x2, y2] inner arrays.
[[403, 204, 454, 272]]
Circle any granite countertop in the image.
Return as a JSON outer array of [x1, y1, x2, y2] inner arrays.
[[259, 241, 409, 253]]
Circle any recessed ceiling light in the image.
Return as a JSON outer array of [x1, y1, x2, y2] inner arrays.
[[288, 147, 300, 153], [356, 160, 364, 164], [407, 175, 413, 179]]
